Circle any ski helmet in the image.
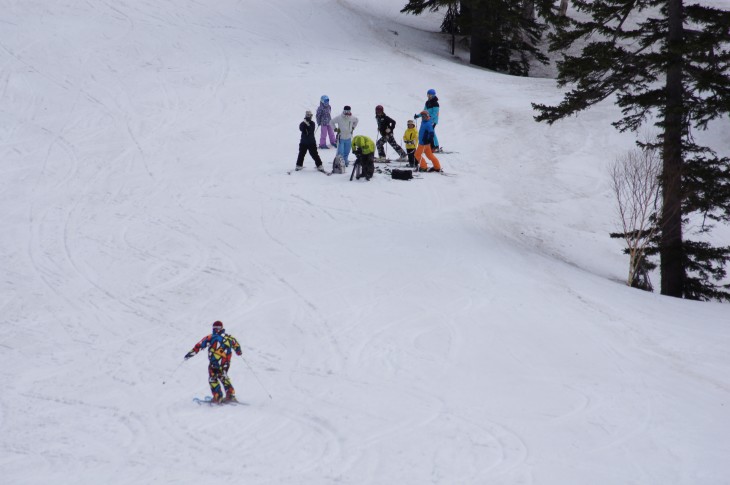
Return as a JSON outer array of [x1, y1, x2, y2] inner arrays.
[[427, 89, 436, 96], [420, 110, 430, 119], [305, 110, 313, 118], [407, 119, 415, 126], [321, 95, 329, 103], [375, 104, 384, 114], [212, 321, 224, 334]]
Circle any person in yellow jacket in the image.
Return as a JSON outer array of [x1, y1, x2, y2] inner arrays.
[[351, 135, 375, 181], [403, 119, 418, 167]]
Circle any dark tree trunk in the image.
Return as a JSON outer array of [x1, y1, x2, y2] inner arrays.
[[523, 0, 535, 20], [467, 0, 495, 68], [559, 0, 568, 16], [660, 0, 686, 298]]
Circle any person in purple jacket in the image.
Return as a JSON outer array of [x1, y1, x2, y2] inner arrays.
[[316, 95, 337, 149]]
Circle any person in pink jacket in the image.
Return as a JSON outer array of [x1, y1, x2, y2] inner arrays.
[[316, 95, 337, 149]]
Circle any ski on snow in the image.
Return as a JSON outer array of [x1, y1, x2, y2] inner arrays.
[[287, 167, 330, 175], [288, 165, 455, 177], [193, 397, 248, 406]]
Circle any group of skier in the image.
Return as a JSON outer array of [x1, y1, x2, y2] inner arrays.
[[184, 93, 445, 405], [295, 89, 443, 175]]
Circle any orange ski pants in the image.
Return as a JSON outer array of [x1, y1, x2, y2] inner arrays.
[[416, 144, 441, 171]]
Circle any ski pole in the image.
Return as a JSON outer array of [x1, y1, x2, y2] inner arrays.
[[162, 359, 185, 385], [240, 354, 273, 400], [374, 128, 381, 159]]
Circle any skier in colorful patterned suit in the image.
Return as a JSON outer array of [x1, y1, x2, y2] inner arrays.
[[185, 321, 243, 403]]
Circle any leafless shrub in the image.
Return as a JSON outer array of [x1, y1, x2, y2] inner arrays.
[[610, 145, 663, 290]]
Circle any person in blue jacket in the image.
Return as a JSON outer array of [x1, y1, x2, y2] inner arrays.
[[415, 88, 441, 152], [414, 110, 441, 172]]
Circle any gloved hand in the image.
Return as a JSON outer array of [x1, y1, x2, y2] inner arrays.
[[433, 123, 437, 128], [335, 127, 340, 133], [184, 351, 195, 360]]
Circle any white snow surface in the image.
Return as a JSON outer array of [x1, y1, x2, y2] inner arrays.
[[2, 1, 730, 484]]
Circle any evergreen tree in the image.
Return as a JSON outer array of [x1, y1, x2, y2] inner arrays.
[[400, 0, 463, 55], [401, 0, 555, 76], [533, 0, 730, 301], [400, 0, 463, 34]]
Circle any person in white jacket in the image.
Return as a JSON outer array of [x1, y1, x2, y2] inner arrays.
[[330, 105, 359, 167]]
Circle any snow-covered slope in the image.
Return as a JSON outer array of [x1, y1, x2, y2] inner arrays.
[[1, 1, 729, 484]]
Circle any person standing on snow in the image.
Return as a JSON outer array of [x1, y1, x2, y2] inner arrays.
[[184, 321, 243, 403], [414, 110, 441, 172], [316, 95, 337, 149], [375, 105, 407, 160], [330, 105, 359, 167], [403, 119, 418, 167], [295, 110, 326, 172], [414, 89, 441, 152]]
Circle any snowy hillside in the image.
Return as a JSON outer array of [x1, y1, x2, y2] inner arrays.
[[1, 1, 729, 484]]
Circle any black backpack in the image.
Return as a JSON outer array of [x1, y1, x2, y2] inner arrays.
[[391, 169, 413, 181]]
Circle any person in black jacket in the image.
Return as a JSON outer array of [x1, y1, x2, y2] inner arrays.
[[295, 110, 325, 171], [375, 105, 407, 160]]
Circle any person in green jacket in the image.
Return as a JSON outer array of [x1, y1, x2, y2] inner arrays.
[[351, 135, 375, 181]]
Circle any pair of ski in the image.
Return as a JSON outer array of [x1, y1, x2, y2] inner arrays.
[[288, 151, 346, 175], [401, 167, 458, 177], [193, 396, 247, 406], [287, 166, 330, 175], [377, 149, 456, 161]]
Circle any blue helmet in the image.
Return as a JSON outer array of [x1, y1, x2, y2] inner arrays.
[[321, 95, 329, 103], [427, 89, 436, 96]]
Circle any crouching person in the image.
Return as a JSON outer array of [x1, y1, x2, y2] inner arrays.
[[351, 135, 375, 181]]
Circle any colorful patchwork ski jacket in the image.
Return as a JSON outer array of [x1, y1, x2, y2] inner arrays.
[[188, 332, 242, 368]]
